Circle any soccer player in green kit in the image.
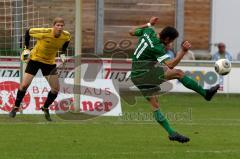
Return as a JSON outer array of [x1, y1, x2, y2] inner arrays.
[[129, 17, 219, 143]]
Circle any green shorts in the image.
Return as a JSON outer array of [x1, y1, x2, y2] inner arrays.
[[131, 67, 166, 100]]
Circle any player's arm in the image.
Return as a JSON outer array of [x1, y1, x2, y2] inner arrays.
[[164, 41, 191, 69], [129, 16, 159, 36], [60, 41, 70, 63], [21, 29, 31, 63], [25, 29, 31, 49]]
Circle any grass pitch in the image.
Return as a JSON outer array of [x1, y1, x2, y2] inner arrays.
[[0, 93, 240, 159]]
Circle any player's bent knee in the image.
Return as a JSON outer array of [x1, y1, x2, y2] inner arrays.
[[51, 90, 59, 94], [149, 98, 160, 110], [175, 69, 184, 79], [152, 104, 160, 109], [165, 69, 184, 80], [51, 88, 59, 94]]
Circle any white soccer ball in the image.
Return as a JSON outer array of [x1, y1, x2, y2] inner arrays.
[[214, 59, 231, 75]]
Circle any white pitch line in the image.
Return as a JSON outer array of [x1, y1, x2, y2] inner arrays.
[[199, 118, 240, 122], [1, 121, 240, 127], [186, 150, 240, 154]]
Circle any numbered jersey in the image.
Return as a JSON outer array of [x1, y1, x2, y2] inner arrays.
[[131, 27, 170, 78], [29, 28, 71, 64]]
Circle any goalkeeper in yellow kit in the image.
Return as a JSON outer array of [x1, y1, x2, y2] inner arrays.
[[9, 17, 71, 121]]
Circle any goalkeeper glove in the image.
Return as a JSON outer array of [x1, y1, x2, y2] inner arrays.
[[21, 48, 31, 63], [60, 54, 66, 64]]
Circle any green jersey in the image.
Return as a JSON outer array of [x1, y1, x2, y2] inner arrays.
[[131, 27, 170, 78]]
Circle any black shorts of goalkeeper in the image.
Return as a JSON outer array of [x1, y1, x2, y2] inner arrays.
[[25, 60, 57, 76]]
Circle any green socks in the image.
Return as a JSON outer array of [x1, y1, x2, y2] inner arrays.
[[152, 75, 206, 136], [179, 75, 206, 97], [154, 109, 175, 135]]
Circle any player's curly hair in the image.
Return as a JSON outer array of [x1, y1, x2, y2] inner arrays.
[[159, 26, 179, 41]]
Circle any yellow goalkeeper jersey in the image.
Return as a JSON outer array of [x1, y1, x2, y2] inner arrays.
[[29, 28, 71, 64]]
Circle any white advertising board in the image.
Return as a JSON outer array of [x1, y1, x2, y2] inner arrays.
[[0, 61, 122, 115]]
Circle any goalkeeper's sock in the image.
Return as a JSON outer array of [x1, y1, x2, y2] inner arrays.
[[179, 75, 206, 97], [43, 91, 58, 109], [14, 90, 26, 107], [154, 109, 175, 135]]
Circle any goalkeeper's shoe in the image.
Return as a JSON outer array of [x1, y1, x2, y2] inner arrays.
[[204, 84, 220, 101], [9, 107, 19, 118], [169, 132, 190, 143], [40, 107, 52, 121]]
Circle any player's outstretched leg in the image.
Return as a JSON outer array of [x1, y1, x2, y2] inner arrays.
[[154, 109, 190, 143], [165, 69, 219, 101], [179, 75, 219, 101], [150, 96, 190, 143], [40, 91, 58, 121], [10, 73, 35, 118], [9, 90, 26, 118]]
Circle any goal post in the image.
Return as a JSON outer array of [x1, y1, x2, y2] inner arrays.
[[74, 0, 82, 112]]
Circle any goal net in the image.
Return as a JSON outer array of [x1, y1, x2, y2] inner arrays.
[[0, 0, 47, 56]]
